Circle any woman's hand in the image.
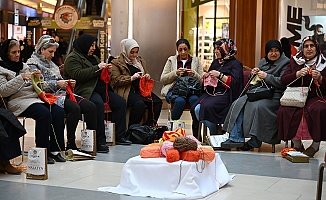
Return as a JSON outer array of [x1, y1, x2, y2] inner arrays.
[[21, 72, 31, 80], [208, 70, 220, 77], [251, 67, 259, 75], [144, 73, 151, 80], [56, 80, 68, 88], [311, 69, 323, 83], [32, 70, 43, 79], [186, 69, 194, 76], [296, 67, 309, 78], [98, 62, 111, 71], [131, 72, 142, 81], [176, 68, 186, 76], [257, 71, 267, 79], [68, 79, 76, 88]]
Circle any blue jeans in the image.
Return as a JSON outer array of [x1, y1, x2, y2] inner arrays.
[[166, 92, 198, 120], [229, 109, 245, 142], [194, 104, 218, 135]]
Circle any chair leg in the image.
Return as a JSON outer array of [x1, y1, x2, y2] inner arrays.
[[272, 144, 275, 153], [285, 140, 288, 148], [317, 163, 325, 200], [203, 124, 208, 144], [197, 122, 202, 142], [13, 117, 26, 166]]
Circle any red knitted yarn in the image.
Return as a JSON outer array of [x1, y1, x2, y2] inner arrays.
[[166, 149, 180, 162], [139, 76, 154, 99], [180, 150, 200, 162]]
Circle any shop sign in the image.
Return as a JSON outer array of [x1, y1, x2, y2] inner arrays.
[[54, 5, 79, 30], [191, 0, 212, 7]]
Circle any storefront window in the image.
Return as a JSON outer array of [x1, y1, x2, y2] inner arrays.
[[183, 0, 230, 70]]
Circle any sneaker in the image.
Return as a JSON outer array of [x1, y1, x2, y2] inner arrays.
[[97, 144, 109, 153], [221, 139, 244, 149]]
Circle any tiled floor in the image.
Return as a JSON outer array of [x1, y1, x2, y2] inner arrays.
[[0, 110, 325, 200]]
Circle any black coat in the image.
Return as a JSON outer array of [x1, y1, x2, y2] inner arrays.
[[0, 108, 26, 160]]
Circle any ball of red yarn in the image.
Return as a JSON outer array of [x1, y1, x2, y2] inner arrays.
[[166, 148, 180, 162], [180, 150, 200, 162]]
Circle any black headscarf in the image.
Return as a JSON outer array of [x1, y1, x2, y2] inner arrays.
[[0, 39, 23, 73], [73, 34, 98, 65], [264, 40, 282, 63]]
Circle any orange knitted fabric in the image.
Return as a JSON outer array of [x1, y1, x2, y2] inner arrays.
[[180, 150, 200, 162], [162, 128, 186, 142], [139, 76, 154, 99], [166, 148, 180, 162]]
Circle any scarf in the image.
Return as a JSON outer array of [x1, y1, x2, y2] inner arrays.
[[0, 39, 23, 73], [73, 34, 99, 64], [120, 38, 144, 74], [213, 38, 237, 65], [293, 36, 326, 71], [264, 40, 283, 64]]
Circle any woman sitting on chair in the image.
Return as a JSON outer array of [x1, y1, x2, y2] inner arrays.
[[160, 38, 203, 136], [110, 38, 162, 127], [191, 38, 243, 136], [26, 35, 97, 151], [222, 40, 289, 150], [0, 39, 65, 164], [278, 36, 326, 157]]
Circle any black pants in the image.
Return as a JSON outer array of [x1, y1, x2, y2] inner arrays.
[[20, 103, 65, 152], [64, 96, 97, 144], [127, 91, 162, 127]]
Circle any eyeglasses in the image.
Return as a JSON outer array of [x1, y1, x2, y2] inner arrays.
[[303, 44, 316, 49]]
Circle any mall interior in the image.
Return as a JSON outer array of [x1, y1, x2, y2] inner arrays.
[[0, 0, 326, 199]]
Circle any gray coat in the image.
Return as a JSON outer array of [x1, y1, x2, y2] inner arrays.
[[0, 64, 43, 116], [223, 53, 289, 144]]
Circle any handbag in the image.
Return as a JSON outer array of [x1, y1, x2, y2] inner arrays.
[[127, 124, 156, 145], [169, 76, 201, 100], [280, 87, 309, 108], [280, 77, 312, 108], [246, 79, 275, 102]]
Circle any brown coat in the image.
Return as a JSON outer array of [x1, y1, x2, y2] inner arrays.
[[110, 54, 148, 101]]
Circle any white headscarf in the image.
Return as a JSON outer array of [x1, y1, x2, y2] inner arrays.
[[120, 38, 144, 74]]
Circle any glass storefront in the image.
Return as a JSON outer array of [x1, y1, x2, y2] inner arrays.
[[183, 0, 230, 70]]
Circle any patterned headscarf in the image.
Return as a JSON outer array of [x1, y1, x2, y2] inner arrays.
[[293, 36, 326, 71], [34, 35, 59, 55], [120, 38, 144, 74], [213, 38, 237, 64]]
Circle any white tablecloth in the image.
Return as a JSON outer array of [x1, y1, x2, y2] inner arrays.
[[98, 153, 232, 199]]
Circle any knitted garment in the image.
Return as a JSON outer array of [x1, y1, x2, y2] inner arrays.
[[162, 128, 186, 142], [66, 84, 77, 103], [31, 73, 57, 105], [173, 136, 198, 152], [100, 67, 111, 111], [139, 76, 154, 99]]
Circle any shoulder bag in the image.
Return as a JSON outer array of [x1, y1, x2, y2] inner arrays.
[[280, 77, 311, 108], [246, 79, 275, 102]]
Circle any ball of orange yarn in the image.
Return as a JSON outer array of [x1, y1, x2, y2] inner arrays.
[[173, 136, 198, 152], [166, 148, 180, 162], [140, 145, 162, 158], [180, 150, 200, 162], [197, 147, 215, 162], [281, 148, 296, 157]]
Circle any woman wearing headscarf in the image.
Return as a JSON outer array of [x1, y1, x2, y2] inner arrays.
[[63, 34, 131, 147], [0, 39, 65, 164], [222, 40, 289, 150], [26, 35, 97, 151], [278, 36, 326, 157], [160, 38, 203, 136], [191, 38, 243, 136], [110, 38, 162, 127]]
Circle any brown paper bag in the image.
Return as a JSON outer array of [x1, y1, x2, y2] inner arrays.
[[105, 121, 115, 146]]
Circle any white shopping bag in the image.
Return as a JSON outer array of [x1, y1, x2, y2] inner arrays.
[[167, 120, 185, 131], [80, 129, 97, 156], [105, 120, 115, 145], [26, 147, 48, 180]]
